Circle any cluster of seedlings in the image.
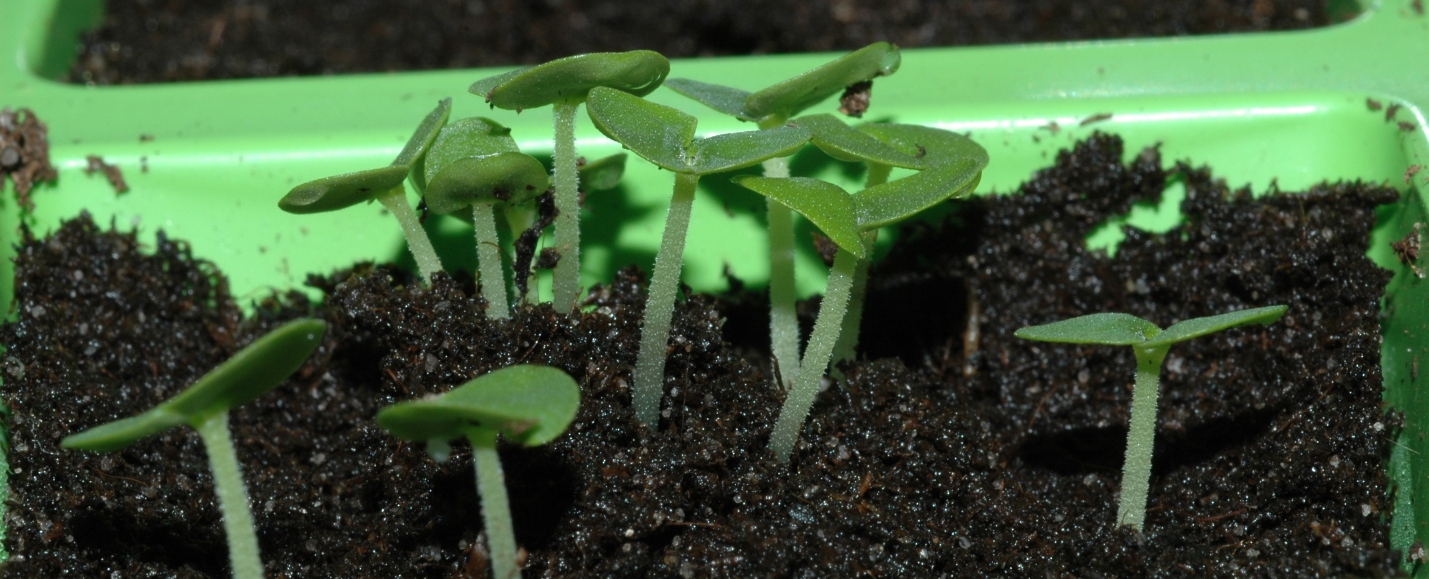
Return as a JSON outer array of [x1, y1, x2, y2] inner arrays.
[[50, 44, 1292, 577]]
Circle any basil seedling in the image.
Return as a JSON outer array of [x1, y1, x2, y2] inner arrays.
[[1015, 305, 1288, 531], [63, 318, 327, 579], [377, 365, 580, 579]]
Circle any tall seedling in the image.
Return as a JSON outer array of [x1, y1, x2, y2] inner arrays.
[[63, 319, 327, 579], [665, 43, 900, 389], [279, 99, 451, 285], [1015, 306, 1288, 531], [470, 51, 670, 312], [417, 117, 549, 320], [585, 86, 810, 426]]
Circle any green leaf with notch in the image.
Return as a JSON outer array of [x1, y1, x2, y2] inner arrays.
[[732, 176, 865, 259], [425, 152, 549, 214], [1144, 306, 1288, 349], [63, 318, 327, 452], [376, 365, 580, 447], [1014, 313, 1163, 346], [470, 51, 670, 111], [743, 42, 900, 123]]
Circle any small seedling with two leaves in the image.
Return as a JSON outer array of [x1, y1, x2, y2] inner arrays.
[[63, 318, 328, 579], [584, 85, 811, 427], [471, 51, 670, 312], [734, 120, 987, 463], [1014, 305, 1288, 531], [279, 99, 451, 285], [376, 365, 580, 579], [666, 42, 900, 389]]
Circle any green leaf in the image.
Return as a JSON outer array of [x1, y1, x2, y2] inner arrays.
[[425, 152, 550, 214], [744, 42, 901, 123], [794, 114, 920, 167], [468, 67, 532, 101], [858, 122, 989, 170], [586, 86, 697, 172], [420, 117, 520, 187], [63, 318, 327, 452], [662, 78, 752, 120], [391, 97, 453, 168], [1014, 313, 1162, 346], [578, 152, 627, 191], [588, 87, 810, 175], [731, 176, 865, 259], [472, 51, 670, 111], [854, 156, 984, 230], [686, 125, 810, 175], [376, 365, 580, 447], [1144, 305, 1288, 349], [278, 166, 409, 214]]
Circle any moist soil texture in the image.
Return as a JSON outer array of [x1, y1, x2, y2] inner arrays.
[[69, 0, 1331, 84], [0, 134, 1405, 577]]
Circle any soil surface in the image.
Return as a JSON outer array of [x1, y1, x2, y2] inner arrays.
[[69, 0, 1332, 84], [0, 134, 1404, 577]]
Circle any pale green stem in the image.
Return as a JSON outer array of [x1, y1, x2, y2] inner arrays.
[[551, 100, 582, 312], [193, 412, 264, 579], [831, 163, 891, 366], [769, 247, 857, 463], [633, 173, 700, 426], [376, 187, 443, 286], [466, 428, 520, 579], [764, 155, 800, 390], [1118, 346, 1169, 532], [473, 203, 510, 320]]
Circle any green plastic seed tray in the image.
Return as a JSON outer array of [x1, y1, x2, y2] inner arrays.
[[2, 0, 1429, 571]]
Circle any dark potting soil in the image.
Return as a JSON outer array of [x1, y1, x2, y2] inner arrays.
[[68, 0, 1332, 84], [0, 134, 1404, 577]]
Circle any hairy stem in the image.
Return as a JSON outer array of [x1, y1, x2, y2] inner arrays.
[[633, 173, 700, 426], [764, 155, 800, 390], [769, 247, 857, 463], [194, 412, 264, 579], [1118, 346, 1169, 532], [473, 203, 510, 320], [551, 100, 582, 311], [467, 428, 520, 579], [831, 163, 892, 366], [376, 187, 443, 286]]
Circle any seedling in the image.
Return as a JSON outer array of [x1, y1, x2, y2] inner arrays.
[[471, 51, 670, 312], [280, 99, 451, 285], [1014, 305, 1288, 531], [376, 365, 580, 579], [666, 43, 900, 389], [62, 318, 327, 579], [418, 117, 549, 320], [584, 85, 810, 426], [735, 121, 985, 462]]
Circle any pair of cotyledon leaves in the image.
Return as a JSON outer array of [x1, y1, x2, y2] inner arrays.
[[279, 97, 627, 217], [1014, 305, 1289, 349], [63, 316, 578, 453]]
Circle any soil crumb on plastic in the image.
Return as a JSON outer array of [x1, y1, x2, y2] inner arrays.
[[0, 107, 59, 209]]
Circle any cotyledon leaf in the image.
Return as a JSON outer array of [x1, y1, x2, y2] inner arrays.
[[416, 117, 520, 193], [471, 51, 670, 111], [376, 365, 580, 447], [743, 42, 901, 123], [857, 122, 989, 170], [63, 318, 327, 452], [732, 176, 865, 259], [392, 98, 453, 168], [278, 166, 409, 214], [662, 78, 752, 120], [577, 152, 627, 191], [425, 152, 550, 214], [1014, 313, 1163, 346], [685, 125, 810, 175], [795, 114, 921, 168], [854, 156, 983, 231], [586, 86, 696, 172], [1145, 306, 1288, 349]]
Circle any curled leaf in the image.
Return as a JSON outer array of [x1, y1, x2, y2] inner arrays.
[[471, 51, 670, 111], [279, 166, 409, 214], [744, 42, 901, 124]]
